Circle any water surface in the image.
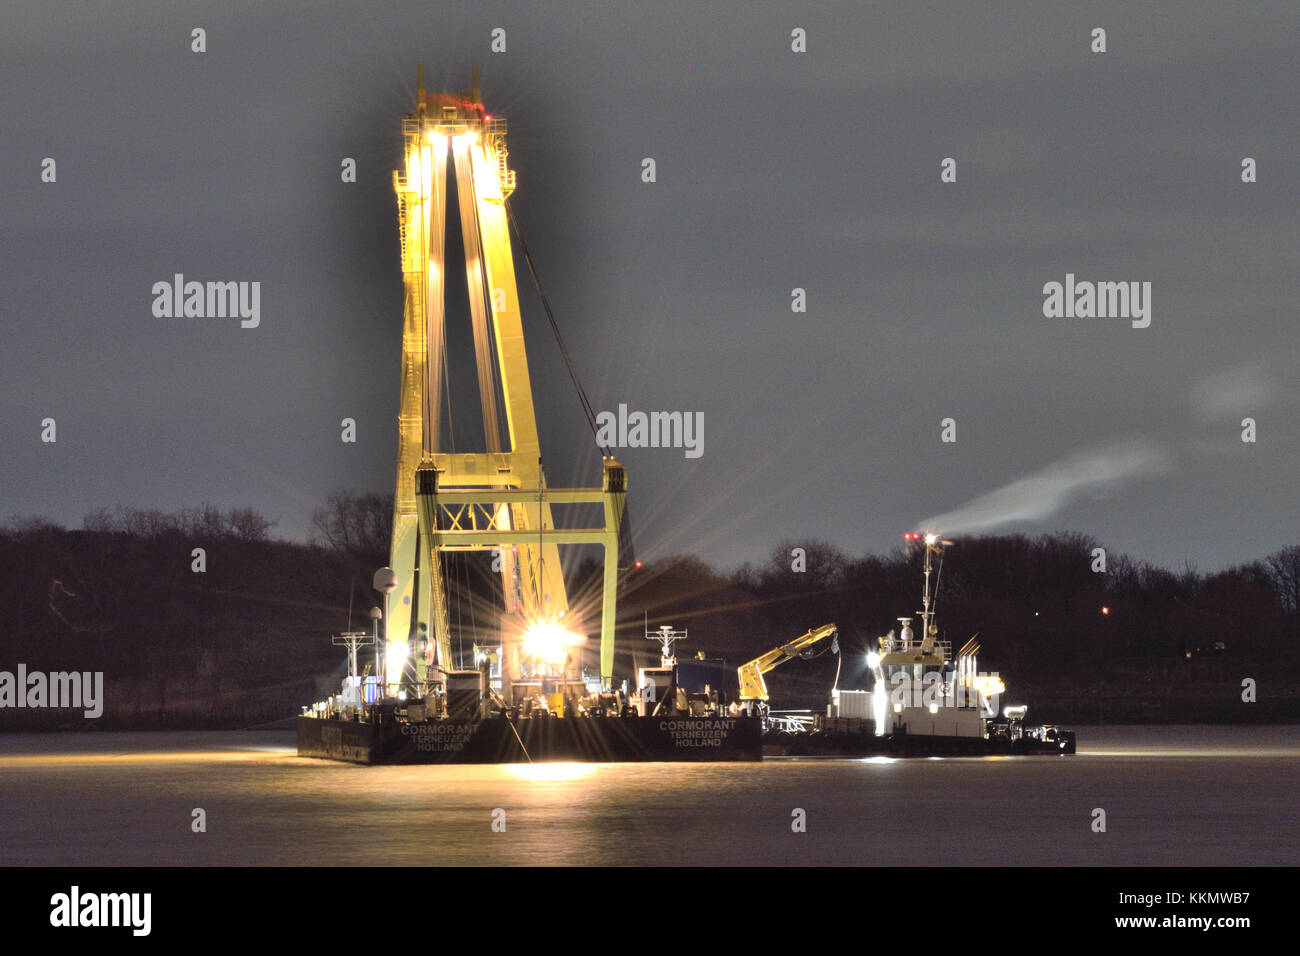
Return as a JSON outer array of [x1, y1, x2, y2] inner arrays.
[[1, 725, 1294, 865]]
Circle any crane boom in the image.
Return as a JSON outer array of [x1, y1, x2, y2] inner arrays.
[[387, 69, 627, 696], [737, 623, 838, 703]]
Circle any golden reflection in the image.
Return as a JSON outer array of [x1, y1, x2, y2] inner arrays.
[[505, 762, 598, 782]]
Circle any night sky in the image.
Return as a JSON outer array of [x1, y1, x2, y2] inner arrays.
[[3, 2, 1296, 572]]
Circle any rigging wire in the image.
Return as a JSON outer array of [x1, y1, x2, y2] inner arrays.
[[453, 552, 464, 669], [441, 327, 456, 453], [503, 199, 606, 457], [465, 550, 480, 658]]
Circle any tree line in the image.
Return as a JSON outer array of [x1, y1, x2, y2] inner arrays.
[[1, 495, 1296, 726]]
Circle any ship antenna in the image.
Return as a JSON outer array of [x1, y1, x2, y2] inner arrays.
[[918, 534, 948, 641], [921, 537, 934, 636], [932, 546, 945, 624]]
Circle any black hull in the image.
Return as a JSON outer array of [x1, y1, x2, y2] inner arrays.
[[297, 714, 764, 764], [298, 715, 1075, 763], [765, 729, 1077, 757]]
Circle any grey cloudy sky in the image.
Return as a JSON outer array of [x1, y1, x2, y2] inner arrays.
[[2, 2, 1296, 572]]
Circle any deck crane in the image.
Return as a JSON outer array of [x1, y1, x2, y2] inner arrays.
[[737, 624, 839, 708], [384, 67, 627, 701]]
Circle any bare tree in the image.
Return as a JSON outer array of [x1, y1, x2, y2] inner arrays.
[[80, 504, 274, 540], [176, 504, 225, 537], [1265, 545, 1300, 615], [227, 507, 276, 541], [2, 514, 62, 536], [311, 491, 391, 558], [82, 507, 118, 532]]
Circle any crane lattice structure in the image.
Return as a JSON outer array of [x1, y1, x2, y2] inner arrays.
[[386, 66, 627, 698]]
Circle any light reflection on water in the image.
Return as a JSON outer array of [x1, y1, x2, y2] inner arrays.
[[505, 762, 600, 782], [0, 726, 1295, 866]]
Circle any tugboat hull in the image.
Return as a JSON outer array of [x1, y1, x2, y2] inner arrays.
[[764, 725, 1077, 757]]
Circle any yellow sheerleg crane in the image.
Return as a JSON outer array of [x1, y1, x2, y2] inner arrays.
[[386, 67, 627, 698]]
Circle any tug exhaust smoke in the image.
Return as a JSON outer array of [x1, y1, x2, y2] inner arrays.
[[916, 441, 1168, 535]]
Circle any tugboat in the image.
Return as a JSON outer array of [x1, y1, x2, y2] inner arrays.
[[766, 533, 1077, 757]]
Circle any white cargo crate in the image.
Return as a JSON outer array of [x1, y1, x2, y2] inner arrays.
[[831, 689, 872, 719]]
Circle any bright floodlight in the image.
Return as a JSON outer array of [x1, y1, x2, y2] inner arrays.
[[385, 641, 408, 686], [924, 533, 938, 545], [522, 620, 578, 665]]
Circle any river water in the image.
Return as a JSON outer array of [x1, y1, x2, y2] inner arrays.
[[0, 725, 1295, 866]]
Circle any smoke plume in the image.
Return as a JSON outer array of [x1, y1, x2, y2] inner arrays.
[[915, 441, 1169, 535]]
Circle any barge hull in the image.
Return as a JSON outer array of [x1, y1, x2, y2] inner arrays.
[[298, 714, 764, 764]]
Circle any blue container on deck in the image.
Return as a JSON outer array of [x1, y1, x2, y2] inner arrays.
[[362, 676, 382, 704]]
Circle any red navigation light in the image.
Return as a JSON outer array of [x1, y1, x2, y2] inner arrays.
[[634, 560, 643, 569]]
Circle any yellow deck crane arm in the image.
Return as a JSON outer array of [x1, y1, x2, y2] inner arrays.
[[737, 624, 838, 704]]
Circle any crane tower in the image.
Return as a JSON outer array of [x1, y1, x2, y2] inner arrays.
[[386, 67, 627, 699]]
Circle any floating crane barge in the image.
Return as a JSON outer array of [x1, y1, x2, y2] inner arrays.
[[297, 71, 1073, 764]]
